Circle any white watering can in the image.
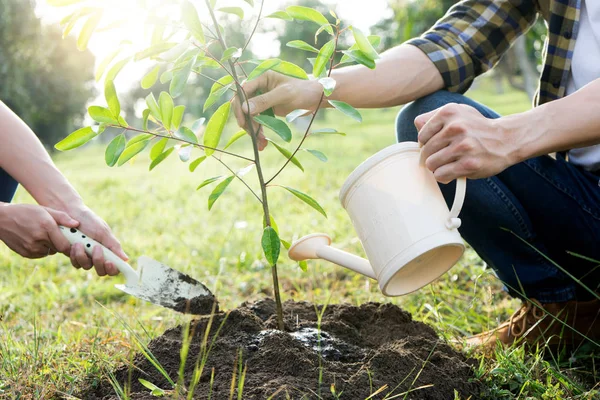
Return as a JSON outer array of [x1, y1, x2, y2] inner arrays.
[[288, 142, 467, 296]]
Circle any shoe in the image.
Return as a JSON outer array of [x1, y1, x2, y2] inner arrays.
[[464, 297, 600, 352]]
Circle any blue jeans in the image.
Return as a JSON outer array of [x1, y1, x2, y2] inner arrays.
[[0, 168, 18, 203], [396, 91, 600, 303]]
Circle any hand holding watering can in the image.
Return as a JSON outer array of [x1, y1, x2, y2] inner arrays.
[[289, 142, 466, 296]]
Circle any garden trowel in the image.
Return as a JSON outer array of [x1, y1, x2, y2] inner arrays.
[[59, 226, 218, 314]]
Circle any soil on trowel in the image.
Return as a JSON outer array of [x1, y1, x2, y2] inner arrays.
[[85, 300, 482, 399], [172, 294, 220, 315]]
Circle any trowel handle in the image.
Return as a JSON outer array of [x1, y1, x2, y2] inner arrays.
[[58, 226, 139, 284]]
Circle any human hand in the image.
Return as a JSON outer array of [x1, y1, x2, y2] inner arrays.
[[64, 204, 127, 277], [415, 103, 519, 184], [233, 71, 323, 150], [0, 204, 77, 259]]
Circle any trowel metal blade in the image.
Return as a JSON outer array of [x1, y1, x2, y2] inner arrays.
[[115, 256, 216, 314]]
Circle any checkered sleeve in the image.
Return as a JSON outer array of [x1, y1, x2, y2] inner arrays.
[[407, 0, 538, 93]]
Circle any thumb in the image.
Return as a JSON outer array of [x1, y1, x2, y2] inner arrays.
[[242, 87, 287, 116], [414, 110, 436, 132], [45, 208, 79, 228]]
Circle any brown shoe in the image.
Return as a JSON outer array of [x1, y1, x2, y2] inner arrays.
[[464, 297, 600, 352]]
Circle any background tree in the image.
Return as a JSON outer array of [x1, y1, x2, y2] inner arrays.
[[0, 0, 95, 148]]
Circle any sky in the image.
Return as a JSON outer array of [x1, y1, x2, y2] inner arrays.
[[35, 0, 392, 95]]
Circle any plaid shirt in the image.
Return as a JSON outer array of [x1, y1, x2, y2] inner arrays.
[[407, 0, 581, 106]]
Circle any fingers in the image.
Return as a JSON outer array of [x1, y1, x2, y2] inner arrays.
[[46, 208, 79, 228], [46, 223, 72, 255], [416, 111, 445, 146], [92, 245, 107, 276], [71, 242, 92, 270], [96, 228, 128, 262], [242, 86, 288, 116]]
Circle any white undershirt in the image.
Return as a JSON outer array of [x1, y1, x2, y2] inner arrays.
[[566, 0, 600, 171]]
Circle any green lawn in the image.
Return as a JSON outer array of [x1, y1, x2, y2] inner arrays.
[[1, 78, 597, 399]]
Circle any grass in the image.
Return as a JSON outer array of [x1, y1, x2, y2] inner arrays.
[[0, 77, 597, 398]]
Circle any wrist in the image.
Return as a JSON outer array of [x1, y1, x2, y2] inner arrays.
[[495, 111, 538, 165]]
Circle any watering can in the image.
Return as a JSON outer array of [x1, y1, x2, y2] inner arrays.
[[288, 142, 467, 296]]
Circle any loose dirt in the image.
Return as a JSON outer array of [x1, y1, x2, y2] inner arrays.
[[85, 299, 482, 399]]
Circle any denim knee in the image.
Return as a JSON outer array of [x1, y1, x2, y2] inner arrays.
[[395, 90, 501, 144]]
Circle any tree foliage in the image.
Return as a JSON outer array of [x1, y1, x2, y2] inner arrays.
[[0, 0, 96, 148]]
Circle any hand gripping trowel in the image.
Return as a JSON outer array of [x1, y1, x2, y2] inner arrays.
[[59, 226, 218, 314]]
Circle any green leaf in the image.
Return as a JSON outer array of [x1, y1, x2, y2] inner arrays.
[[150, 137, 169, 160], [175, 127, 198, 144], [104, 80, 120, 118], [208, 176, 234, 210], [118, 140, 150, 166], [95, 47, 121, 82], [105, 134, 126, 166], [141, 65, 160, 89], [182, 1, 205, 44], [318, 77, 336, 96], [160, 69, 174, 84], [262, 227, 280, 266], [311, 128, 345, 136], [271, 60, 308, 80], [268, 140, 304, 172], [89, 106, 118, 124], [159, 92, 174, 130], [146, 93, 161, 120], [128, 133, 153, 145], [55, 127, 98, 151], [286, 40, 318, 53], [281, 239, 291, 250], [350, 26, 379, 61], [328, 100, 362, 122], [191, 118, 206, 134], [253, 115, 291, 142], [285, 6, 333, 34], [204, 102, 230, 156], [305, 149, 328, 162], [313, 40, 335, 78], [161, 41, 193, 63], [266, 11, 293, 21], [340, 35, 380, 64], [204, 75, 234, 112], [105, 57, 132, 82], [172, 105, 185, 130], [282, 186, 327, 218], [243, 0, 254, 6], [138, 379, 164, 396], [134, 42, 177, 61], [286, 109, 310, 123], [220, 47, 242, 62], [341, 50, 376, 69], [142, 109, 151, 131], [247, 59, 281, 81], [223, 130, 246, 150], [178, 146, 192, 162], [170, 60, 193, 98], [77, 11, 102, 51], [219, 7, 244, 19], [197, 176, 222, 190], [298, 260, 308, 272], [189, 156, 207, 172], [149, 147, 175, 171]]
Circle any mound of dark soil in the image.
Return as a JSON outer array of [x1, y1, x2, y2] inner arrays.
[[87, 300, 482, 399]]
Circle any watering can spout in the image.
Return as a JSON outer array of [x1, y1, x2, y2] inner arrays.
[[288, 234, 376, 280]]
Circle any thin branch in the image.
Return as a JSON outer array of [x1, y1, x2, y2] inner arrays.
[[192, 70, 238, 93], [112, 125, 255, 163], [265, 25, 341, 185], [212, 156, 262, 204], [241, 0, 265, 53]]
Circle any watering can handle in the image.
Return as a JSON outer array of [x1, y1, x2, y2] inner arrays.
[[446, 177, 467, 230], [58, 225, 139, 284]]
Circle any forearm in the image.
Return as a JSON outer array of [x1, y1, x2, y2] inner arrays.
[[327, 44, 444, 108], [501, 79, 600, 163], [0, 101, 83, 210]]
